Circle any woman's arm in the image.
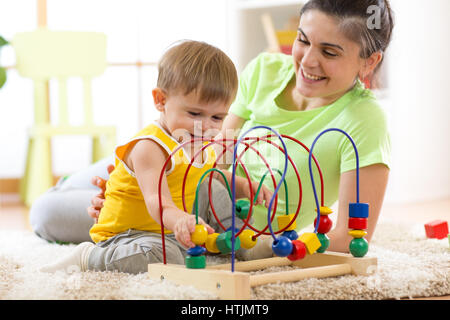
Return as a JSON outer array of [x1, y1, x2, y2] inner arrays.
[[327, 163, 389, 253]]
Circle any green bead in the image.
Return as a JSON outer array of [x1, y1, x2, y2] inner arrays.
[[236, 199, 250, 220], [316, 233, 330, 253], [216, 231, 241, 254], [185, 254, 206, 269], [349, 237, 369, 257]]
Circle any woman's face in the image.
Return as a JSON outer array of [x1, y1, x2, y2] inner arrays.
[[292, 10, 367, 104]]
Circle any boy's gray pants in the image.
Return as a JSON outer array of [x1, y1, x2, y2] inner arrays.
[[88, 179, 247, 274]]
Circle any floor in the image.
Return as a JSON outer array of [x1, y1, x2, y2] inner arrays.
[[0, 192, 449, 300]]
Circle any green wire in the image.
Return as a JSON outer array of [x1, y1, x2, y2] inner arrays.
[[193, 167, 290, 223], [194, 168, 232, 224], [253, 168, 289, 216]]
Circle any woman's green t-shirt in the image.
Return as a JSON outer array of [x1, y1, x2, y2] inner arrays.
[[228, 52, 391, 232]]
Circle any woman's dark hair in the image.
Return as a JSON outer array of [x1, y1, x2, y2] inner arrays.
[[300, 0, 394, 60]]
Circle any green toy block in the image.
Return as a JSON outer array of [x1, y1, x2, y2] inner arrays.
[[216, 230, 241, 254], [236, 199, 250, 220], [185, 254, 206, 269]]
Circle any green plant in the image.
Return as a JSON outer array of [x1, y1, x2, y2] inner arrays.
[[0, 35, 9, 89]]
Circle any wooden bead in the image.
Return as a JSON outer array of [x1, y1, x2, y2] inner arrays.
[[216, 231, 241, 254], [287, 240, 306, 261], [348, 217, 368, 230], [191, 224, 208, 245], [316, 233, 330, 253], [239, 229, 257, 249], [315, 206, 333, 215], [349, 237, 369, 257], [277, 213, 297, 231], [314, 215, 333, 234], [282, 230, 299, 241], [187, 245, 206, 256], [185, 254, 206, 269], [236, 199, 250, 220], [205, 233, 220, 253], [271, 236, 293, 257], [349, 203, 369, 218], [348, 229, 367, 238], [298, 232, 321, 255]]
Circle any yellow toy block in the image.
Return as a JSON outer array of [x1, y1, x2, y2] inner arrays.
[[298, 232, 321, 254], [315, 206, 333, 215], [348, 229, 367, 238], [277, 213, 297, 231]]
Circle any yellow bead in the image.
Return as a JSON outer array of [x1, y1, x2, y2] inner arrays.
[[277, 213, 297, 231], [298, 232, 321, 254], [315, 206, 333, 215], [205, 233, 220, 253], [348, 229, 367, 238], [239, 229, 257, 249], [191, 224, 208, 245]]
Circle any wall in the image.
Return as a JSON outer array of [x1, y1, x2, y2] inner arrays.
[[0, 0, 229, 178], [383, 0, 450, 203], [1, 0, 450, 205]]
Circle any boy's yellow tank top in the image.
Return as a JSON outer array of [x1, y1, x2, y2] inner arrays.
[[89, 122, 217, 243]]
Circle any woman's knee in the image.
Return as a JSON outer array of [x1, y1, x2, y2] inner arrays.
[[29, 191, 62, 241], [29, 189, 95, 243]]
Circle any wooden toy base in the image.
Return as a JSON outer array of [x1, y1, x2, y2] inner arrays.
[[148, 251, 377, 299]]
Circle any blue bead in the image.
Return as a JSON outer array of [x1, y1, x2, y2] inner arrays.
[[187, 245, 206, 256], [226, 227, 240, 234], [271, 236, 293, 257], [349, 203, 369, 218], [282, 230, 299, 241]]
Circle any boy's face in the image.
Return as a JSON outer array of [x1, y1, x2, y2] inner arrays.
[[153, 88, 230, 143]]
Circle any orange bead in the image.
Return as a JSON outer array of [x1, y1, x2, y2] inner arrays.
[[205, 233, 220, 253]]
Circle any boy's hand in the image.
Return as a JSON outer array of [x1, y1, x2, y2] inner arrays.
[[173, 214, 214, 249], [87, 164, 115, 223]]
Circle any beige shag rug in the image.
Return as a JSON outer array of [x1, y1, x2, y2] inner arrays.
[[0, 220, 449, 300]]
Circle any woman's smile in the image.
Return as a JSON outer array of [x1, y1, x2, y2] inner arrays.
[[301, 66, 328, 83]]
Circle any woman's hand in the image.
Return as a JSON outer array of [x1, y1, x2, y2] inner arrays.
[[87, 164, 115, 223], [242, 179, 274, 209]]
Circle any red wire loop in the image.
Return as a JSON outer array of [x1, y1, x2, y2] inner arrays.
[[158, 134, 325, 264]]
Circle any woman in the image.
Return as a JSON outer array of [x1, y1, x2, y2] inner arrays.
[[216, 0, 394, 253], [30, 0, 394, 254]]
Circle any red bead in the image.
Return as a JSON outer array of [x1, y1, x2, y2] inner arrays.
[[314, 215, 333, 234], [424, 220, 449, 239], [348, 217, 368, 230], [287, 240, 307, 261]]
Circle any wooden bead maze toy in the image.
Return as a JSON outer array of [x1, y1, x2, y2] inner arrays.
[[148, 126, 377, 299]]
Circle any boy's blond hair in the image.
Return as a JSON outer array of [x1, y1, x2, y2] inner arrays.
[[157, 40, 238, 104]]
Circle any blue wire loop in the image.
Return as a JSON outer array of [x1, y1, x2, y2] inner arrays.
[[308, 128, 360, 233], [231, 126, 289, 272]]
